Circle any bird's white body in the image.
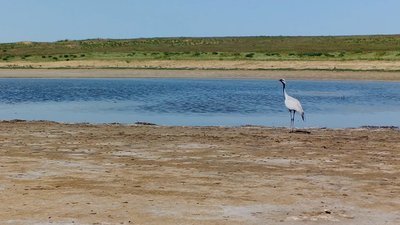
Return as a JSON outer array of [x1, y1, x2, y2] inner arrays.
[[284, 91, 304, 117], [279, 79, 304, 130]]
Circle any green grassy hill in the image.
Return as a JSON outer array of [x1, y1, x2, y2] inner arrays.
[[1, 35, 400, 62]]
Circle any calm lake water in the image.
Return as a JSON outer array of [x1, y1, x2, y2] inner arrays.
[[0, 78, 399, 128]]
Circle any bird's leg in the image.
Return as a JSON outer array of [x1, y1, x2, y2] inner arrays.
[[293, 111, 296, 130], [289, 110, 294, 131]]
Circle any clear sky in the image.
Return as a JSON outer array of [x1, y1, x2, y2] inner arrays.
[[1, 0, 399, 43]]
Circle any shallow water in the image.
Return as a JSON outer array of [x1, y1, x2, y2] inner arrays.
[[0, 78, 399, 128]]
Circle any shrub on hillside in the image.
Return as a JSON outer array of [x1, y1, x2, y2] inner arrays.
[[245, 53, 255, 58], [301, 52, 323, 57]]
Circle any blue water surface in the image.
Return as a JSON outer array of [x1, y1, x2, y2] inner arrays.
[[0, 78, 398, 128]]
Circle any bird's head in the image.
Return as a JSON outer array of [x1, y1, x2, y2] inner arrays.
[[279, 78, 286, 85]]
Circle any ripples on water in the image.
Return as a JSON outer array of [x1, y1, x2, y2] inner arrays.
[[0, 78, 399, 128]]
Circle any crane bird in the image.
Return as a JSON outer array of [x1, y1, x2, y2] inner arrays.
[[279, 78, 304, 130]]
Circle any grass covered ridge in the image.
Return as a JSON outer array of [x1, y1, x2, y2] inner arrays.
[[2, 35, 400, 63]]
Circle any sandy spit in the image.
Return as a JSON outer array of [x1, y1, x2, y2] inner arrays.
[[0, 121, 399, 225]]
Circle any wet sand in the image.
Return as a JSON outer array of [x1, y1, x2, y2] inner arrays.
[[0, 121, 399, 224], [1, 68, 400, 81]]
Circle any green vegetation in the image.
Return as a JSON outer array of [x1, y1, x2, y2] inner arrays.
[[1, 35, 400, 62]]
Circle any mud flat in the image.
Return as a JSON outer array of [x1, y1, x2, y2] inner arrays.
[[0, 121, 399, 224]]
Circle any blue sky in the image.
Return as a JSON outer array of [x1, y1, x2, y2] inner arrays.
[[1, 0, 399, 43]]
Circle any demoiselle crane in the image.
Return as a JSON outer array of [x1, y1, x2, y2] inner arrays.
[[279, 79, 304, 130]]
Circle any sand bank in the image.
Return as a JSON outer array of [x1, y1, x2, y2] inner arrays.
[[1, 68, 400, 80], [0, 121, 398, 224], [2, 59, 400, 71]]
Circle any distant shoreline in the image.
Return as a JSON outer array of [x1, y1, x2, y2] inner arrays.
[[0, 68, 400, 81], [2, 59, 400, 71]]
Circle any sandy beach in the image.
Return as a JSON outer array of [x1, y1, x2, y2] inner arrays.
[[1, 59, 400, 82], [2, 59, 400, 72], [1, 68, 400, 81], [0, 121, 398, 224]]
